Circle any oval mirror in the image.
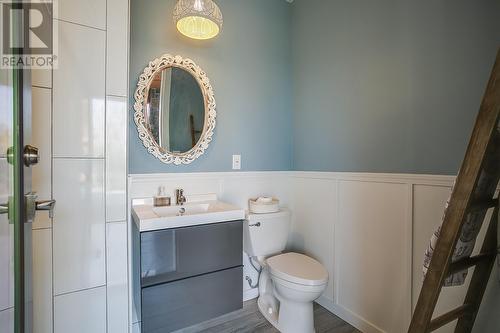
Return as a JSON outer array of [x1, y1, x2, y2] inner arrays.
[[146, 67, 204, 153], [134, 54, 216, 165]]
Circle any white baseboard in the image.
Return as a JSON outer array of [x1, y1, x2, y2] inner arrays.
[[316, 296, 385, 333]]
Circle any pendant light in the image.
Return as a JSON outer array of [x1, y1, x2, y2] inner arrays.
[[173, 0, 223, 40]]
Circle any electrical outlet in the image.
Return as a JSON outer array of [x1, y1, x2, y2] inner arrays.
[[232, 155, 241, 170]]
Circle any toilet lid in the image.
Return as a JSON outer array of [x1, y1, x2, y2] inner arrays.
[[267, 252, 328, 286]]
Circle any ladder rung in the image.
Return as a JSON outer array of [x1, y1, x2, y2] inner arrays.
[[468, 199, 498, 213], [447, 253, 496, 275], [428, 304, 472, 332]]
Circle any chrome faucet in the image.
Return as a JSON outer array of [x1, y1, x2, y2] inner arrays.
[[175, 189, 186, 206]]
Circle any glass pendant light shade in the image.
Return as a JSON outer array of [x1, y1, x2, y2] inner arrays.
[[173, 0, 223, 40]]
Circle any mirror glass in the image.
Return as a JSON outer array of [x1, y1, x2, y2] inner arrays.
[[145, 67, 205, 153]]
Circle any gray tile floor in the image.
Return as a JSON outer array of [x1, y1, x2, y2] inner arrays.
[[175, 299, 360, 333]]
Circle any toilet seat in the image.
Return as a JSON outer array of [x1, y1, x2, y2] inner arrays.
[[267, 252, 328, 286]]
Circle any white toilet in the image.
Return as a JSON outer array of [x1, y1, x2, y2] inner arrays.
[[244, 209, 328, 333]]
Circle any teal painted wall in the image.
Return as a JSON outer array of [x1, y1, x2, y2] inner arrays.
[[291, 0, 500, 174], [130, 0, 500, 175], [129, 0, 292, 173]]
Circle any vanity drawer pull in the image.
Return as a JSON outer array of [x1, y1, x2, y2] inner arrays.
[[249, 222, 261, 227]]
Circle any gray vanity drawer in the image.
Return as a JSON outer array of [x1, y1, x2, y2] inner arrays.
[[141, 266, 243, 333], [140, 220, 243, 287]]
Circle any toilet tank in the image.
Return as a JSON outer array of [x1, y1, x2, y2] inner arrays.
[[243, 209, 291, 258]]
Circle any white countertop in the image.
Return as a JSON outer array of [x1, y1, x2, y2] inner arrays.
[[132, 199, 246, 232]]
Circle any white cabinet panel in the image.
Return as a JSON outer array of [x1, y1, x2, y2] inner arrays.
[[106, 97, 127, 222], [33, 229, 53, 333], [106, 222, 128, 333], [290, 177, 335, 301], [53, 159, 105, 295], [336, 181, 410, 333], [53, 21, 105, 158], [31, 87, 52, 229], [106, 0, 129, 96], [54, 287, 106, 333], [56, 0, 106, 30]]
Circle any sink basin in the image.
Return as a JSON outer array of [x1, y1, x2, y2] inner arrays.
[[132, 199, 245, 232], [153, 203, 210, 217]]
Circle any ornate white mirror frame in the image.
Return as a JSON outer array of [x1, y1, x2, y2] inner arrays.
[[133, 54, 216, 165]]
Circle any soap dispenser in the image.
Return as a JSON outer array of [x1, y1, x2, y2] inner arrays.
[[154, 186, 171, 207]]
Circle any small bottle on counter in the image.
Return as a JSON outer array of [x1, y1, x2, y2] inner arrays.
[[154, 186, 171, 207]]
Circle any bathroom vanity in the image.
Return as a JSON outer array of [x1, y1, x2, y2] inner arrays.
[[132, 198, 245, 333], [130, 51, 247, 332]]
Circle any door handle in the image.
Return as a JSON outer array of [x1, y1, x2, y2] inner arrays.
[[25, 193, 56, 222], [1, 198, 12, 222], [35, 199, 56, 218], [6, 145, 39, 166], [1, 196, 56, 222], [0, 203, 8, 215], [23, 145, 39, 167]]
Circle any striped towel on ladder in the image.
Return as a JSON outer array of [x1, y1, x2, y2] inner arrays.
[[423, 180, 499, 287]]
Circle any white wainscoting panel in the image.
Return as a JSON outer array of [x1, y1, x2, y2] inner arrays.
[[336, 180, 410, 333], [129, 172, 291, 209], [53, 21, 105, 158], [31, 87, 52, 230], [33, 229, 53, 333], [129, 173, 223, 200], [290, 176, 336, 301], [106, 222, 129, 333], [288, 173, 453, 333], [219, 173, 291, 210], [54, 286, 106, 333], [53, 159, 106, 295]]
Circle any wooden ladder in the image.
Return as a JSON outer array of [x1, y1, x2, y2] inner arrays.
[[408, 49, 500, 333]]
